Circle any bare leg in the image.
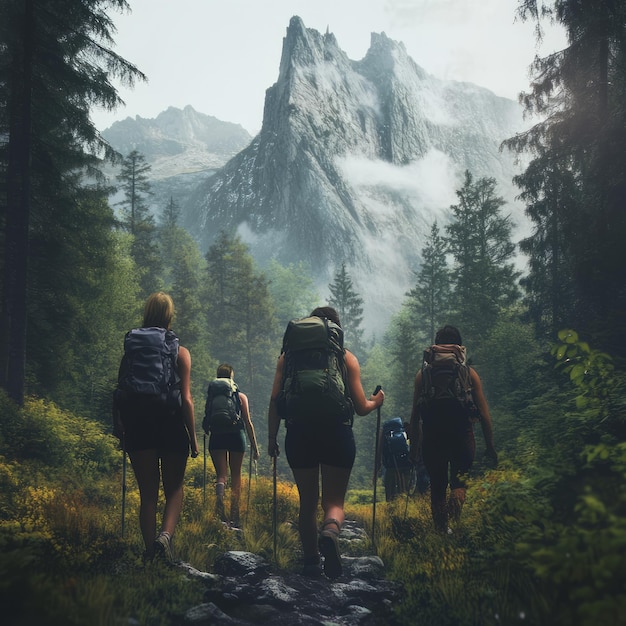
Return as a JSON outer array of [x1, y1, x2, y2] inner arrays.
[[160, 452, 188, 537], [320, 464, 351, 528], [318, 464, 351, 579], [129, 449, 160, 556], [210, 449, 228, 520], [228, 451, 245, 525], [291, 466, 320, 559]]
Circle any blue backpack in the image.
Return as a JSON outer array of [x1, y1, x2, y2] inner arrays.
[[382, 417, 412, 470], [115, 327, 182, 410]]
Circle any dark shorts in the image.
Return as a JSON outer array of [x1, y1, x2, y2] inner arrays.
[[421, 401, 475, 493], [120, 397, 189, 456], [208, 429, 246, 453], [285, 422, 356, 469]]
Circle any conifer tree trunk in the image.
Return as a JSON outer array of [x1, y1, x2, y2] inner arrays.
[[1, 0, 34, 405]]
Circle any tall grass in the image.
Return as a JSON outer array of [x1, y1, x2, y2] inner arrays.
[[4, 391, 622, 625]]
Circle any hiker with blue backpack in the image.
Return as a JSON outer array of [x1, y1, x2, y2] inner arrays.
[[203, 363, 260, 528], [375, 417, 414, 502], [267, 306, 384, 579], [410, 325, 497, 533], [113, 292, 199, 562]]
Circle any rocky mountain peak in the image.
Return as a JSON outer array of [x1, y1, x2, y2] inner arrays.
[[182, 16, 526, 330]]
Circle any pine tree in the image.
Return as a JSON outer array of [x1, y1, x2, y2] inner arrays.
[[328, 262, 365, 357], [204, 232, 278, 402], [445, 171, 520, 344], [507, 1, 626, 350], [265, 259, 319, 327], [116, 150, 161, 295], [158, 195, 183, 287], [0, 0, 145, 404], [406, 221, 451, 344]]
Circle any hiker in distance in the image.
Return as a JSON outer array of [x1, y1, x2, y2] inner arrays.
[[113, 292, 199, 561], [267, 306, 384, 579], [375, 417, 414, 502], [410, 325, 497, 533], [203, 363, 260, 528]]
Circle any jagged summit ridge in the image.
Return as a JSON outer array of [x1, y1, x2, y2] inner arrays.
[[185, 16, 524, 330]]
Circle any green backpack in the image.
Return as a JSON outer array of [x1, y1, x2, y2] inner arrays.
[[202, 378, 242, 434], [277, 316, 354, 425]]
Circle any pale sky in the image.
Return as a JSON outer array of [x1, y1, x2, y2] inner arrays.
[[92, 0, 566, 135]]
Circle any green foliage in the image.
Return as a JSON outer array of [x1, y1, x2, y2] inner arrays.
[[116, 150, 161, 296], [445, 170, 520, 344], [0, 0, 146, 404], [551, 329, 618, 419], [406, 220, 451, 344], [328, 262, 366, 359], [508, 1, 626, 352], [265, 258, 320, 328]]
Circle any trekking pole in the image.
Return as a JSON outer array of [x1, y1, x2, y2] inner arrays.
[[272, 455, 278, 562], [203, 433, 207, 505], [371, 385, 382, 554], [121, 434, 127, 538], [404, 465, 415, 520], [245, 442, 253, 526]]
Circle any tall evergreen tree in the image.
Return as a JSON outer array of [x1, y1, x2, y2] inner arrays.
[[157, 195, 183, 288], [406, 221, 451, 344], [515, 157, 578, 338], [445, 171, 520, 343], [384, 304, 422, 415], [0, 0, 145, 404], [116, 150, 160, 296], [265, 259, 319, 328], [507, 0, 626, 350], [204, 232, 278, 404], [328, 262, 365, 357]]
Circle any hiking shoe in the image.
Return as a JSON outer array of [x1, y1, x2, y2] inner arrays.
[[318, 519, 342, 580], [153, 532, 173, 562], [302, 556, 322, 578], [215, 500, 227, 523]]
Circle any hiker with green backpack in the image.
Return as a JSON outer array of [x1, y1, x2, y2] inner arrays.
[[267, 306, 384, 579], [113, 292, 199, 562], [410, 325, 497, 533], [203, 364, 259, 529]]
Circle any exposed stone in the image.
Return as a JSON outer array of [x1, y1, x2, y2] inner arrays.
[[180, 522, 403, 625]]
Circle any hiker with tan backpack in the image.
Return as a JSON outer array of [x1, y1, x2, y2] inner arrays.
[[410, 325, 497, 533]]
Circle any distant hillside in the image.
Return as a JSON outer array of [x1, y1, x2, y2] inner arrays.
[[101, 105, 252, 213]]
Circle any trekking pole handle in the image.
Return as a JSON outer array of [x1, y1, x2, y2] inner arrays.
[[373, 385, 382, 396]]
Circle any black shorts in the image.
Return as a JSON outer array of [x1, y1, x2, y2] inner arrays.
[[120, 396, 189, 456], [208, 429, 246, 453], [285, 422, 356, 470]]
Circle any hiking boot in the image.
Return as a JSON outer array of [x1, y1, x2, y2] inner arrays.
[[318, 518, 342, 580], [302, 555, 322, 578], [215, 498, 227, 523], [153, 532, 173, 562]]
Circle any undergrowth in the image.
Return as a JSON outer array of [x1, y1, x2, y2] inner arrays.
[[1, 369, 625, 625]]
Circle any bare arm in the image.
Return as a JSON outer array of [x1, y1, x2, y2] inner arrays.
[[239, 392, 259, 460], [471, 368, 497, 461], [267, 354, 284, 457], [344, 350, 384, 415], [409, 370, 422, 462], [178, 346, 199, 457]]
